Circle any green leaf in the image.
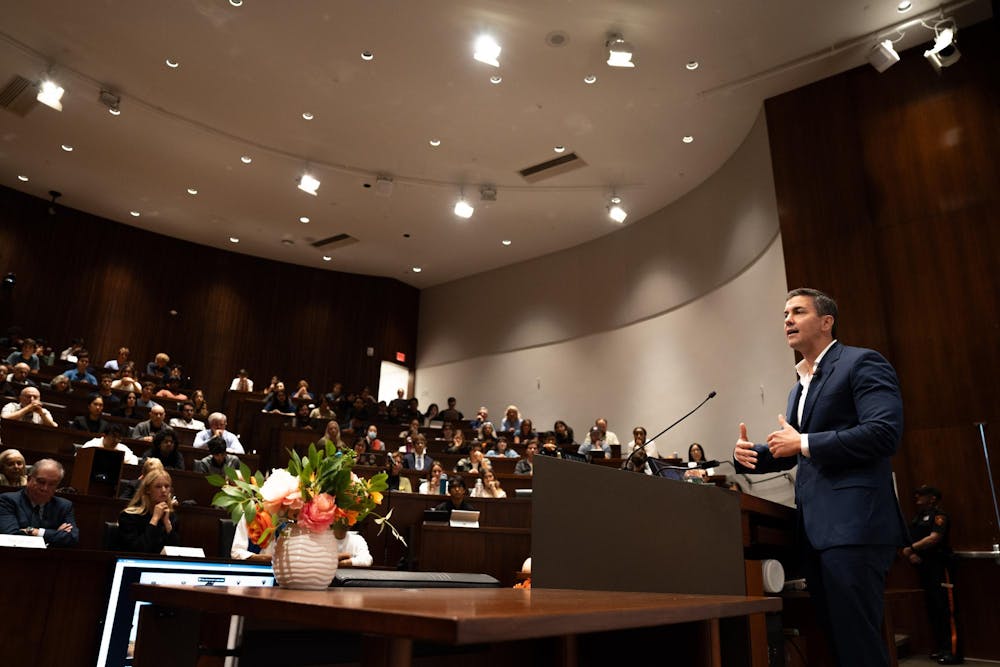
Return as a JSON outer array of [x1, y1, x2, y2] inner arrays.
[[223, 466, 240, 483], [230, 505, 245, 523], [205, 474, 226, 488], [254, 471, 265, 486]]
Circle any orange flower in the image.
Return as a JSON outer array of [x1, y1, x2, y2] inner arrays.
[[247, 510, 274, 548], [370, 491, 383, 505]]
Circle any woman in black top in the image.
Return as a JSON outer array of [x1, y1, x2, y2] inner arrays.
[[117, 468, 180, 553], [553, 420, 575, 447], [142, 428, 185, 470], [69, 395, 109, 433], [113, 391, 142, 419]]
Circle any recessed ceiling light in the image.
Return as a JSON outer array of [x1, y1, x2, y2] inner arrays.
[[428, 139, 441, 147], [299, 216, 310, 223], [129, 210, 141, 217], [473, 35, 501, 67], [17, 175, 28, 182], [553, 145, 566, 153], [490, 75, 502, 84], [240, 155, 253, 164], [361, 51, 374, 61], [108, 107, 121, 116], [302, 112, 314, 120], [685, 61, 699, 71], [501, 239, 512, 246], [165, 59, 179, 68], [61, 144, 73, 152], [584, 74, 598, 84], [897, 1, 913, 12], [229, 0, 243, 6], [229, 237, 239, 243], [187, 187, 198, 195], [322, 255, 332, 261], [682, 135, 694, 143], [412, 266, 423, 273]]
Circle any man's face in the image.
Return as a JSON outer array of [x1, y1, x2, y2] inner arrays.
[[212, 416, 228, 431], [141, 384, 154, 399], [915, 493, 935, 510], [212, 451, 227, 465], [77, 356, 89, 371], [20, 387, 41, 407], [783, 295, 833, 353], [526, 443, 538, 458], [596, 419, 608, 433], [13, 364, 29, 381], [26, 465, 61, 505], [414, 440, 426, 454], [448, 398, 456, 408], [22, 343, 36, 356], [449, 484, 466, 504], [150, 407, 165, 426], [182, 404, 195, 419], [101, 376, 112, 391], [103, 432, 122, 448]]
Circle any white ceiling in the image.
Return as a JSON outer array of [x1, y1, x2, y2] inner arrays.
[[0, 0, 990, 287]]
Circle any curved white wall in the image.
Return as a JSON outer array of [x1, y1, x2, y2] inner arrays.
[[416, 112, 796, 482]]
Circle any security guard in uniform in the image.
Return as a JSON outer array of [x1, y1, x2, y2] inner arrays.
[[902, 485, 963, 665]]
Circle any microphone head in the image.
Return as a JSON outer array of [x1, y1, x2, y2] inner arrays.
[[708, 391, 717, 399]]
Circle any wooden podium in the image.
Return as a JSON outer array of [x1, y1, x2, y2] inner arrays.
[[70, 446, 124, 497]]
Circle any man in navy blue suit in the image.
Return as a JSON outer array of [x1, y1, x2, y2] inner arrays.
[[0, 458, 79, 547], [734, 288, 906, 667]]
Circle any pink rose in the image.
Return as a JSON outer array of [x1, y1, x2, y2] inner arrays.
[[298, 493, 338, 532], [259, 469, 301, 515]]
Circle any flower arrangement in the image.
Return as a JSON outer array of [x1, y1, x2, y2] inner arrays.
[[208, 441, 404, 548]]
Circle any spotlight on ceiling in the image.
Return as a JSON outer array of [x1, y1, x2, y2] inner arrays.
[[607, 196, 627, 223], [868, 39, 901, 73], [480, 184, 497, 202], [454, 193, 475, 219], [99, 89, 121, 115], [298, 173, 321, 196], [606, 34, 635, 68], [474, 35, 501, 67], [36, 79, 65, 111], [2, 273, 16, 289], [924, 26, 961, 71]]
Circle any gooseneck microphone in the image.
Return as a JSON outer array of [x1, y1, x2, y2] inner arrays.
[[622, 391, 718, 472]]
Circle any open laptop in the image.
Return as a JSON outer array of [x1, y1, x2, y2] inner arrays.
[[449, 509, 480, 529]]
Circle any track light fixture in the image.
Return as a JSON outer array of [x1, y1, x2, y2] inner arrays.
[[924, 25, 960, 71], [454, 190, 474, 219], [298, 173, 321, 196], [480, 184, 497, 202], [868, 39, 901, 73], [36, 78, 64, 111], [606, 34, 635, 68], [473, 35, 501, 67], [607, 195, 627, 223], [99, 90, 121, 115]]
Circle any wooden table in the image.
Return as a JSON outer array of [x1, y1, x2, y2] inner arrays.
[[131, 585, 780, 667]]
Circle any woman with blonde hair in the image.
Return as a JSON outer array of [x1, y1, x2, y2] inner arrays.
[[117, 468, 180, 553], [0, 449, 27, 487]]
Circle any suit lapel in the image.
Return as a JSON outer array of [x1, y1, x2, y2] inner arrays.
[[787, 383, 803, 430], [800, 342, 842, 430]]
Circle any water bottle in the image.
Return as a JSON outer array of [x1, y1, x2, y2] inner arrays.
[[475, 477, 484, 495]]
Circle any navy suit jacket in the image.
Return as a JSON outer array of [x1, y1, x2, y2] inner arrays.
[[403, 452, 433, 472], [735, 342, 907, 550], [0, 489, 80, 547]]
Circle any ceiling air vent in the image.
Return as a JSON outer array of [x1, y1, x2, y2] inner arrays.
[[0, 75, 39, 117], [310, 233, 358, 250], [518, 152, 587, 183]]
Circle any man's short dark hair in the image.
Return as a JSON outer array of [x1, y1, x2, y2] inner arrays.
[[786, 288, 838, 338], [106, 423, 125, 438], [449, 475, 467, 491], [77, 349, 90, 360], [180, 401, 194, 410], [208, 436, 227, 455]]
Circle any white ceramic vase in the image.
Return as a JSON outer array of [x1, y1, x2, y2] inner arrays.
[[272, 524, 338, 590]]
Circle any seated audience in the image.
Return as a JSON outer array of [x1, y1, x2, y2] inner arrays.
[[364, 424, 385, 451], [553, 420, 575, 447], [64, 350, 97, 385], [103, 346, 130, 371], [113, 391, 143, 419], [388, 388, 409, 415], [577, 426, 611, 458], [291, 379, 314, 402], [471, 468, 507, 499], [455, 448, 490, 474], [6, 338, 40, 371], [2, 386, 57, 427], [385, 451, 413, 493], [0, 448, 27, 487], [145, 352, 172, 381], [111, 365, 142, 393], [2, 362, 39, 396], [117, 468, 179, 553], [229, 369, 254, 393], [423, 402, 440, 426], [96, 373, 122, 410], [169, 401, 205, 431], [486, 436, 519, 459], [58, 338, 84, 363], [262, 388, 295, 415], [438, 396, 464, 423], [403, 434, 433, 472], [131, 405, 169, 441], [119, 457, 165, 501], [81, 424, 139, 465], [317, 420, 347, 451], [352, 436, 378, 467], [193, 412, 245, 454], [513, 419, 537, 445], [514, 441, 538, 475], [620, 445, 652, 475], [48, 374, 72, 394], [398, 417, 422, 447], [230, 514, 274, 563], [477, 421, 499, 448], [68, 395, 110, 434], [142, 428, 185, 470], [155, 377, 188, 403], [539, 432, 563, 458], [688, 442, 706, 463], [433, 476, 474, 517], [292, 402, 313, 429], [191, 389, 209, 421], [135, 382, 161, 411], [419, 462, 446, 495], [193, 436, 241, 475], [309, 395, 336, 424], [621, 426, 661, 461], [595, 418, 620, 446], [446, 429, 470, 455], [334, 524, 373, 568], [469, 406, 489, 433], [499, 405, 522, 434], [0, 458, 78, 547]]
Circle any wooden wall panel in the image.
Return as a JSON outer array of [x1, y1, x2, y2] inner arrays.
[[0, 185, 419, 408], [765, 18, 1000, 555]]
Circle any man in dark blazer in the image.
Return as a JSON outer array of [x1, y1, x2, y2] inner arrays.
[[734, 288, 906, 667], [402, 434, 434, 472], [0, 458, 79, 547]]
